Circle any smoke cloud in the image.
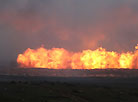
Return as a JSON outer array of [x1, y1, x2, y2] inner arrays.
[[0, 0, 138, 63]]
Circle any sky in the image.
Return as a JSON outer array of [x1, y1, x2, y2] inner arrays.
[[0, 0, 138, 62]]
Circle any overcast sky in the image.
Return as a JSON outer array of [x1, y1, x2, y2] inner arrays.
[[0, 0, 138, 62]]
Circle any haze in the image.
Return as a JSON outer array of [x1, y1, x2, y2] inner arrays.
[[0, 0, 138, 64]]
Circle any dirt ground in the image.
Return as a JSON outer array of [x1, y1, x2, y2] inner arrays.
[[0, 77, 138, 102]]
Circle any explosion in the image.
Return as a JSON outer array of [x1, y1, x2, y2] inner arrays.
[[17, 44, 138, 69]]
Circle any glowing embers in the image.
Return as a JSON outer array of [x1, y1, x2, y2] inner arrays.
[[17, 44, 138, 69]]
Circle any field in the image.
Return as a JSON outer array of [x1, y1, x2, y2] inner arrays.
[[0, 68, 138, 102]]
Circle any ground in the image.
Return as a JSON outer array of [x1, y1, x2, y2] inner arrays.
[[0, 80, 138, 102]]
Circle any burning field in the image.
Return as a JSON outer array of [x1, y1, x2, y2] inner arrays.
[[17, 44, 138, 69], [1, 1, 138, 102]]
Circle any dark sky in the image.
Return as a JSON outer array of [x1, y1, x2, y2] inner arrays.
[[0, 0, 138, 62]]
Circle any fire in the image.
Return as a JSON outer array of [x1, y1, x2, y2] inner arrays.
[[17, 44, 138, 69], [17, 47, 71, 69]]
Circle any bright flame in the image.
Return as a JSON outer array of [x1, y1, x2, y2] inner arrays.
[[17, 44, 138, 69]]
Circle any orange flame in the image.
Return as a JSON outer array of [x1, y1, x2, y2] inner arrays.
[[17, 44, 138, 69]]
